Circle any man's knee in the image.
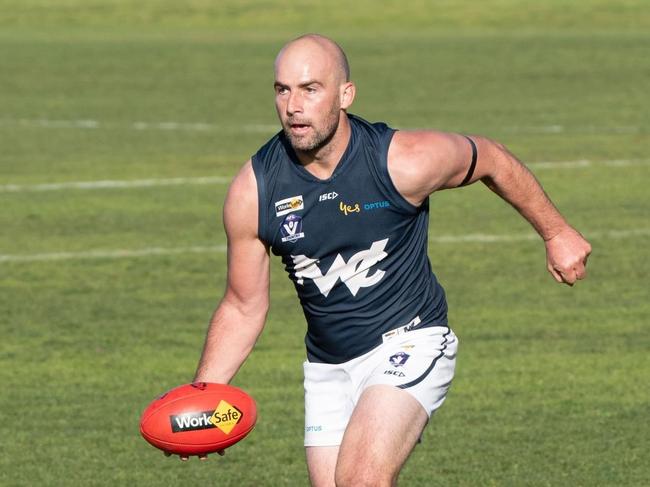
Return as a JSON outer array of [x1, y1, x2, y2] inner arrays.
[[334, 457, 396, 487]]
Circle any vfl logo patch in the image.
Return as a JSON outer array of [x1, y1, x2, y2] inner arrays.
[[389, 352, 410, 367], [281, 214, 305, 243], [275, 195, 304, 216], [291, 238, 388, 297], [170, 400, 243, 435]]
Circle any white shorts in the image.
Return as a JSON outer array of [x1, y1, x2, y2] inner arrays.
[[303, 326, 458, 447]]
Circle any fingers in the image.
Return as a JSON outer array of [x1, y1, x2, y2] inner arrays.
[[559, 268, 576, 286], [163, 451, 215, 461], [548, 265, 563, 284], [544, 226, 592, 286], [550, 263, 590, 286]]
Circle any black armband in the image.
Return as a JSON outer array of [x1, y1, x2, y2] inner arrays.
[[459, 136, 477, 187]]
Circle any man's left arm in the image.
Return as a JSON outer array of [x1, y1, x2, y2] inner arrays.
[[387, 131, 592, 285]]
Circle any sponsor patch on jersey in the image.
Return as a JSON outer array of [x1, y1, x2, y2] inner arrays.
[[339, 201, 361, 215], [389, 351, 410, 367], [363, 200, 390, 211], [275, 195, 304, 216], [281, 214, 305, 243]]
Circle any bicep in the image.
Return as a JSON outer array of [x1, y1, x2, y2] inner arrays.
[[388, 131, 497, 203], [222, 162, 270, 313]]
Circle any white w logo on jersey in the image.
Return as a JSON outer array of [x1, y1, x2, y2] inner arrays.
[[291, 239, 389, 297]]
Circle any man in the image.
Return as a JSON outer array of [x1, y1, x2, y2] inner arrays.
[[192, 34, 591, 486]]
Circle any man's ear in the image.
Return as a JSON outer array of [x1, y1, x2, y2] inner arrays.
[[340, 82, 356, 110]]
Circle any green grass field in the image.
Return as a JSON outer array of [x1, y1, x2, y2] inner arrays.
[[1, 1, 649, 485]]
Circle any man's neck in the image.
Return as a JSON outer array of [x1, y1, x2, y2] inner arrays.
[[295, 113, 351, 179]]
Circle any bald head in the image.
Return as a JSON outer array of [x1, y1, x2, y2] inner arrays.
[[273, 34, 356, 155], [275, 34, 350, 83]]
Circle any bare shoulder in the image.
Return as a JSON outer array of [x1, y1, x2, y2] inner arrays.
[[387, 130, 475, 205], [224, 160, 259, 239]]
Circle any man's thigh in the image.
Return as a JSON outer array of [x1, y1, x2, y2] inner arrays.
[[335, 385, 428, 487]]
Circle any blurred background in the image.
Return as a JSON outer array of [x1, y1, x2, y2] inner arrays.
[[1, 1, 648, 485]]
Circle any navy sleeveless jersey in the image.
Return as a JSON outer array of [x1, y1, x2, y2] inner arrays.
[[252, 114, 447, 364]]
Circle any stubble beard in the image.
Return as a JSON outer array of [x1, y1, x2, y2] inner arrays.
[[284, 106, 341, 153]]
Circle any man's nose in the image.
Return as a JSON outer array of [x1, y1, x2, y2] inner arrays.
[[286, 92, 302, 115]]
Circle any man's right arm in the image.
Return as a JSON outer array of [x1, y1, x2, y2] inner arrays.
[[194, 160, 270, 384]]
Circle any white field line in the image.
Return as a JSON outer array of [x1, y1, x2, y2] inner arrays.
[[0, 118, 646, 135], [0, 176, 232, 192], [0, 229, 647, 264], [0, 118, 279, 133], [528, 159, 649, 169], [1, 159, 647, 193], [0, 245, 227, 263]]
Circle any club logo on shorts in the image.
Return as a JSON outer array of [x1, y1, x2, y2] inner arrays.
[[170, 400, 243, 435], [275, 195, 304, 216], [281, 214, 305, 243], [389, 352, 410, 367]]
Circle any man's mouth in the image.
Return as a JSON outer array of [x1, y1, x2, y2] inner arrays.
[[288, 122, 311, 134]]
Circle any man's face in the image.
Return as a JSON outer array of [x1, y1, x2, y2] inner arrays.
[[274, 46, 343, 152]]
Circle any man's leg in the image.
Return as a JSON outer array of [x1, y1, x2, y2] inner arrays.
[[306, 446, 339, 487], [334, 385, 428, 487]]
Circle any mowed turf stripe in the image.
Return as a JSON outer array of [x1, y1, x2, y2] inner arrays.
[[1, 159, 647, 192], [0, 118, 279, 133], [1, 229, 647, 264], [0, 118, 645, 135], [0, 245, 228, 263], [0, 176, 232, 192]]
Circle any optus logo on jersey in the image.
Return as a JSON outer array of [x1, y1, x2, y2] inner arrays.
[[364, 200, 390, 211]]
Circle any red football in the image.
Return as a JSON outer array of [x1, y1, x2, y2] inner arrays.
[[140, 382, 257, 456]]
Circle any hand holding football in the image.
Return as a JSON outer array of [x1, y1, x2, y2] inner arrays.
[[140, 382, 257, 457]]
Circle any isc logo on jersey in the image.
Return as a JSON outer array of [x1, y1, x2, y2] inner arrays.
[[291, 238, 389, 297], [275, 195, 304, 216], [170, 400, 243, 435]]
